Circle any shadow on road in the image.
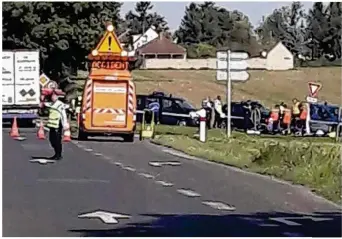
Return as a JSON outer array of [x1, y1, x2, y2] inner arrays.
[[31, 156, 52, 160], [70, 211, 342, 237]]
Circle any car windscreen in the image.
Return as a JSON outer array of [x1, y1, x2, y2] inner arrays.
[[175, 99, 195, 110]]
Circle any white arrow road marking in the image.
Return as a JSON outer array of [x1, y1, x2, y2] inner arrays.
[[202, 201, 236, 211], [138, 173, 155, 179], [177, 189, 201, 197], [122, 166, 136, 172], [155, 180, 173, 187], [269, 216, 333, 226], [84, 148, 93, 152], [14, 136, 26, 141], [78, 211, 131, 224], [29, 159, 56, 165]]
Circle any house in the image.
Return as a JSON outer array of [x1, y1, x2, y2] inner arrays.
[[247, 41, 294, 70], [136, 33, 187, 60]]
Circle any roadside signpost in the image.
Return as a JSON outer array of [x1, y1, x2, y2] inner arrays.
[[306, 82, 322, 103], [216, 50, 250, 137]]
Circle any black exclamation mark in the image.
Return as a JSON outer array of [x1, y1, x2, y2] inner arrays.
[[108, 36, 112, 51]]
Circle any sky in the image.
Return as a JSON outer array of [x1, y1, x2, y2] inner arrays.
[[121, 1, 314, 31]]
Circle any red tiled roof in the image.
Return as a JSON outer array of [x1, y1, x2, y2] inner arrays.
[[137, 35, 186, 55]]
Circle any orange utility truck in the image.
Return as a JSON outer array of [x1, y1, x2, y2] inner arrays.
[[77, 23, 137, 142]]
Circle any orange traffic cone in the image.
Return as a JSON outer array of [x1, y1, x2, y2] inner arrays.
[[10, 117, 20, 138], [37, 122, 46, 140], [63, 122, 71, 142]]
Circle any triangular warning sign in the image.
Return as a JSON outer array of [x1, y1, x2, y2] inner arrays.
[[92, 24, 122, 56], [308, 82, 322, 97]]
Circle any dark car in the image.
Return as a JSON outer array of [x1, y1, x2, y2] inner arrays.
[[309, 103, 341, 135], [136, 92, 198, 127], [221, 101, 270, 130]]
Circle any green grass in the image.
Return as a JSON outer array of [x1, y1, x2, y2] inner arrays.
[[149, 125, 342, 204]]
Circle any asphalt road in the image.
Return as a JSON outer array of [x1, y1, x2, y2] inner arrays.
[[3, 128, 342, 237]]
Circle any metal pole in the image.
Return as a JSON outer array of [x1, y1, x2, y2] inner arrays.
[[227, 50, 231, 137]]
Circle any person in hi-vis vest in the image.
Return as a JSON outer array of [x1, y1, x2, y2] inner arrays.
[[45, 90, 68, 160]]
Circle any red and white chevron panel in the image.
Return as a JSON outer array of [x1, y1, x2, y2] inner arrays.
[[93, 108, 126, 115], [128, 81, 135, 115], [83, 80, 93, 113]]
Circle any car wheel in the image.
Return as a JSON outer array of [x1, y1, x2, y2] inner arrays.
[[178, 120, 187, 126]]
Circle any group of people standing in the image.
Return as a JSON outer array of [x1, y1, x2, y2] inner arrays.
[[268, 98, 308, 134], [202, 95, 226, 129]]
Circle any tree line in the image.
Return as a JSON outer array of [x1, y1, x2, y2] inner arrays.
[[3, 1, 341, 80]]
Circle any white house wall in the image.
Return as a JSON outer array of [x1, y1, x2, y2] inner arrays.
[[266, 42, 294, 70]]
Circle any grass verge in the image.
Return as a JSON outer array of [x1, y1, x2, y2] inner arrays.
[[150, 125, 342, 204]]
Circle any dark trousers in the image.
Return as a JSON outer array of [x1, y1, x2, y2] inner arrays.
[[244, 114, 251, 131], [214, 111, 222, 128], [49, 126, 63, 157]]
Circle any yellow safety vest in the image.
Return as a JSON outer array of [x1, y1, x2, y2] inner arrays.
[[47, 100, 65, 129], [292, 102, 300, 115]]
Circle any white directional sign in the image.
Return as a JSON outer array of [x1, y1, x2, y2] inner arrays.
[[216, 50, 250, 138], [216, 71, 250, 81], [29, 159, 56, 164], [78, 211, 131, 224], [230, 52, 249, 60], [217, 60, 248, 70]]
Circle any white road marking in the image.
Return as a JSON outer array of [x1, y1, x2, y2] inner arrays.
[[29, 159, 56, 165], [94, 153, 103, 156], [148, 162, 163, 167], [282, 232, 304, 237], [148, 161, 181, 167], [122, 166, 136, 172], [14, 136, 26, 141], [84, 148, 93, 152], [138, 173, 155, 179], [37, 178, 110, 183], [258, 223, 279, 227], [162, 161, 181, 166], [155, 180, 173, 187], [269, 216, 333, 226], [177, 189, 201, 197], [78, 211, 130, 224], [202, 201, 236, 211]]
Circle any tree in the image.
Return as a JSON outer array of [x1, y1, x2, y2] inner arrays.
[[2, 2, 124, 79], [255, 2, 308, 55], [125, 1, 169, 35], [2, 2, 124, 102], [175, 2, 260, 57], [307, 2, 341, 59]]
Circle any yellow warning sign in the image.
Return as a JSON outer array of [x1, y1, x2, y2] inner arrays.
[[92, 24, 123, 56], [39, 73, 50, 87]]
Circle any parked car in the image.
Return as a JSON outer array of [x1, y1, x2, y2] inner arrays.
[[136, 92, 199, 127], [221, 101, 270, 130], [308, 103, 341, 135]]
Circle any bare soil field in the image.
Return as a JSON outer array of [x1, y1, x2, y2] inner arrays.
[[132, 67, 341, 107]]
